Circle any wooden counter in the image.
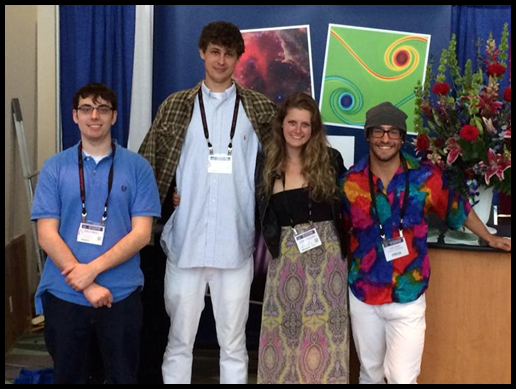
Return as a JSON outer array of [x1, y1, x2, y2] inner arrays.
[[418, 248, 511, 384]]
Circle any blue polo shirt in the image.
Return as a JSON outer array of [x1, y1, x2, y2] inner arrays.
[[31, 142, 161, 314]]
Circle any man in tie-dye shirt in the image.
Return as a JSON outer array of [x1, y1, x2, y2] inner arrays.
[[342, 102, 511, 384]]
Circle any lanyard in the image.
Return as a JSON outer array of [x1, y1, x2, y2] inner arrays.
[[78, 142, 116, 225], [198, 87, 240, 156], [368, 156, 410, 239], [280, 174, 313, 233]]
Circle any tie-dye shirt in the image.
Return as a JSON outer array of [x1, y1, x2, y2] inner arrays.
[[342, 152, 471, 305]]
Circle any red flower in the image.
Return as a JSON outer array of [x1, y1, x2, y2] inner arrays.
[[420, 101, 433, 118], [487, 62, 506, 76], [434, 138, 444, 148], [465, 168, 476, 180], [459, 124, 480, 141], [432, 82, 451, 95], [503, 87, 511, 102], [415, 134, 430, 152]]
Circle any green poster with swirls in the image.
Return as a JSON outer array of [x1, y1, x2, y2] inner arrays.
[[320, 24, 430, 133]]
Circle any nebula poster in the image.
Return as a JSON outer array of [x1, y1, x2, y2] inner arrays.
[[234, 25, 314, 105], [320, 24, 430, 132]]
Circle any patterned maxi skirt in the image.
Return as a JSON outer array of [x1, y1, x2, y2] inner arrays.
[[257, 221, 349, 384]]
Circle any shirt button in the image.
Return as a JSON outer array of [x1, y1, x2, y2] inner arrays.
[[93, 170, 96, 174]]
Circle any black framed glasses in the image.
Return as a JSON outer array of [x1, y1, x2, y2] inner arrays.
[[77, 105, 114, 115], [370, 127, 403, 140]]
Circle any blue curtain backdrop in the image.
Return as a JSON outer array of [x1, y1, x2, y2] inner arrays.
[[451, 5, 511, 89], [59, 5, 135, 149], [59, 5, 511, 158]]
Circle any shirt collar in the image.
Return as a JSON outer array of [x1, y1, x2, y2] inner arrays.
[[77, 140, 118, 163], [201, 81, 236, 102], [186, 80, 243, 103]]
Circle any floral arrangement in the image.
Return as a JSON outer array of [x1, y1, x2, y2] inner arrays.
[[414, 23, 511, 201]]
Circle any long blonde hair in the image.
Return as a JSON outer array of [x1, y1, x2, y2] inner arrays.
[[263, 92, 336, 202]]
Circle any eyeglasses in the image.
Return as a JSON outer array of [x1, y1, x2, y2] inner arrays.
[[370, 127, 403, 140], [76, 105, 114, 115]]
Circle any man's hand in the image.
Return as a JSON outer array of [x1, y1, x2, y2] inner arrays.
[[463, 209, 511, 252], [486, 235, 511, 252], [63, 262, 100, 291], [83, 283, 113, 308], [173, 188, 181, 208]]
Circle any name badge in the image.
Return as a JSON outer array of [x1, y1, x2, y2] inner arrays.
[[382, 237, 409, 262], [294, 228, 322, 253], [77, 222, 105, 246], [208, 154, 233, 174]]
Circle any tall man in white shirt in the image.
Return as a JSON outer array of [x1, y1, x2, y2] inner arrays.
[[139, 21, 277, 384]]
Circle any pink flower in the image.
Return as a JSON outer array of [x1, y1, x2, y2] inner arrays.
[[428, 152, 443, 166], [482, 117, 496, 135], [478, 90, 503, 116], [478, 148, 511, 184], [445, 138, 463, 164], [459, 124, 480, 141]]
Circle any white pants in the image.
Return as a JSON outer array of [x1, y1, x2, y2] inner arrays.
[[349, 290, 426, 384], [162, 258, 253, 384]]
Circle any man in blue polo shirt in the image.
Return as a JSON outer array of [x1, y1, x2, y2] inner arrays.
[[31, 83, 161, 384]]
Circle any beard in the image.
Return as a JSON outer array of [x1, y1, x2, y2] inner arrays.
[[370, 142, 402, 163]]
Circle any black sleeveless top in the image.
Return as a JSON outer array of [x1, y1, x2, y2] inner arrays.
[[270, 188, 333, 227]]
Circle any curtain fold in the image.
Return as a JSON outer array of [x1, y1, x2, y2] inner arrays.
[[59, 5, 136, 149], [451, 5, 511, 77]]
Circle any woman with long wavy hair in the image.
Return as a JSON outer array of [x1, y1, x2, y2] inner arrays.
[[256, 92, 349, 384]]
